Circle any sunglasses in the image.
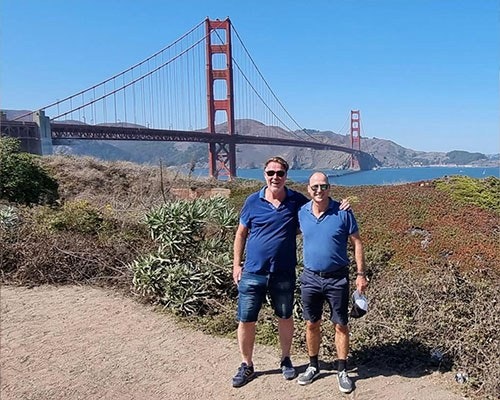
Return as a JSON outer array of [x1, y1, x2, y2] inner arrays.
[[310, 184, 330, 191], [265, 170, 286, 177]]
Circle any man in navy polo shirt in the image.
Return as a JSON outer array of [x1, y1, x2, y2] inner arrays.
[[231, 156, 307, 388], [297, 171, 368, 394], [231, 157, 352, 388]]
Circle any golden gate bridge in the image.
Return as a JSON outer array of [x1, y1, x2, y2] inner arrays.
[[1, 18, 377, 179]]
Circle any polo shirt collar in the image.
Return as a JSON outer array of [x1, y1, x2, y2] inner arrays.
[[259, 186, 292, 199], [306, 197, 335, 214]]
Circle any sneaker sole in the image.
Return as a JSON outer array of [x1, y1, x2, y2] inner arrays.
[[297, 374, 319, 386], [338, 386, 353, 393]]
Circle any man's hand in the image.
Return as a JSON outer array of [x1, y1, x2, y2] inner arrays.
[[340, 195, 360, 211], [356, 275, 368, 293], [340, 198, 351, 211], [233, 224, 248, 285], [233, 264, 242, 285]]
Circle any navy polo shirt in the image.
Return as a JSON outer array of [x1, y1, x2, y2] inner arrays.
[[298, 198, 359, 272], [240, 186, 308, 276]]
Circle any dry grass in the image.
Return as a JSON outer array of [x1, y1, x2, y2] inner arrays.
[[43, 155, 216, 214]]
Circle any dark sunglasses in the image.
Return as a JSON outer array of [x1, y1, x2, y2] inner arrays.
[[265, 170, 286, 177], [310, 184, 330, 191]]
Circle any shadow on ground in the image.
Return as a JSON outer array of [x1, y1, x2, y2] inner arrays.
[[255, 339, 453, 381], [349, 339, 453, 379]]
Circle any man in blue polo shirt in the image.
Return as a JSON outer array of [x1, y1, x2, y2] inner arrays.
[[297, 171, 368, 394], [231, 156, 308, 388]]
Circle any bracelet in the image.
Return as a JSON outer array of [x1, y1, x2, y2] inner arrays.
[[356, 272, 366, 277]]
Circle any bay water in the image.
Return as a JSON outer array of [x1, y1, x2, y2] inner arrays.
[[192, 166, 499, 186]]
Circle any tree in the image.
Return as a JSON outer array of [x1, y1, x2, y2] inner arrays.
[[0, 136, 59, 205]]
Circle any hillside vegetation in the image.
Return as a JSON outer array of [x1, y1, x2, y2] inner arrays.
[[1, 149, 499, 399]]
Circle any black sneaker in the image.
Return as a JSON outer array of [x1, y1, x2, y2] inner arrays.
[[280, 357, 297, 380], [232, 363, 255, 388], [297, 365, 320, 385], [337, 370, 353, 393]]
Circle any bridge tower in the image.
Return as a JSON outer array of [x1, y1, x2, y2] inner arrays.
[[350, 110, 361, 169], [33, 110, 53, 155], [205, 18, 236, 180]]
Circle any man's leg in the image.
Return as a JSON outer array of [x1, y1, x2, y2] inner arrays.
[[297, 269, 324, 385], [335, 321, 353, 393], [324, 275, 353, 393], [297, 320, 321, 385], [270, 275, 297, 380], [232, 321, 257, 388], [232, 272, 265, 388], [238, 321, 256, 365], [278, 316, 297, 379], [277, 316, 294, 359], [306, 320, 322, 358], [323, 276, 349, 367], [335, 323, 349, 361]]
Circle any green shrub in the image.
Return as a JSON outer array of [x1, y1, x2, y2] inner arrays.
[[435, 176, 500, 213], [227, 183, 261, 209], [192, 312, 238, 337], [255, 314, 279, 347], [0, 137, 59, 205], [48, 200, 104, 234], [131, 196, 238, 316]]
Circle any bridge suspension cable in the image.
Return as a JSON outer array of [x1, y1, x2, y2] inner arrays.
[[337, 113, 350, 136], [229, 24, 322, 144], [14, 20, 206, 123], [50, 33, 208, 121]]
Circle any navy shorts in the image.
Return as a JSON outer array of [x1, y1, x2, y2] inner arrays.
[[300, 268, 349, 325], [237, 270, 295, 322]]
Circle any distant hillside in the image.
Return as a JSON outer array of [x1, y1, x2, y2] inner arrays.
[[2, 110, 498, 168], [2, 110, 34, 121], [206, 119, 497, 169]]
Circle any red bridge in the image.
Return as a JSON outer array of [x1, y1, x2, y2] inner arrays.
[[2, 18, 377, 179]]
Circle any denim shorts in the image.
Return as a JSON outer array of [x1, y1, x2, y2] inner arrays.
[[237, 270, 295, 322], [300, 268, 349, 325]]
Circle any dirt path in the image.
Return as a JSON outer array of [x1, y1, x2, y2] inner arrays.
[[1, 285, 465, 400]]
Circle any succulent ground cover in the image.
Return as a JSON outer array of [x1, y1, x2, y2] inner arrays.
[[1, 151, 498, 399]]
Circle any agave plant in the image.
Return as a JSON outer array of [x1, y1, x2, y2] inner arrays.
[[131, 196, 238, 316], [0, 205, 19, 230]]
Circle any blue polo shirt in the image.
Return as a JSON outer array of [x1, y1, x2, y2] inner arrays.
[[240, 186, 308, 276], [298, 198, 359, 272]]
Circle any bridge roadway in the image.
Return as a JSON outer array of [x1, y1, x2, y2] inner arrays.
[[1, 120, 377, 169], [51, 123, 362, 155]]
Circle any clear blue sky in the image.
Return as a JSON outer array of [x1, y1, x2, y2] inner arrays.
[[1, 0, 498, 154]]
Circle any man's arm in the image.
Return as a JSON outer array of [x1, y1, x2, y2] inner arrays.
[[349, 232, 368, 293], [233, 223, 249, 284]]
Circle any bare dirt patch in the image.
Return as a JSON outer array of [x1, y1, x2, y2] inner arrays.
[[1, 285, 465, 400]]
